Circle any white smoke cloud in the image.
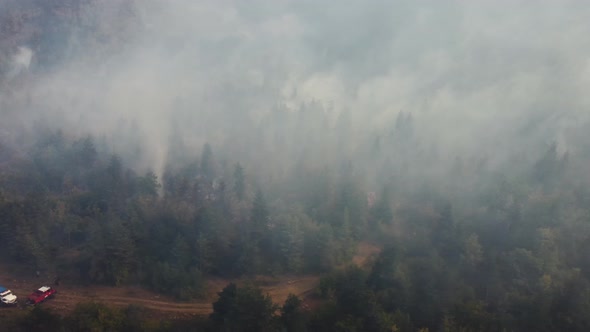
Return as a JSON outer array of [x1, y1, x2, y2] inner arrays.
[[3, 0, 590, 180], [6, 46, 33, 80], [14, 46, 32, 69]]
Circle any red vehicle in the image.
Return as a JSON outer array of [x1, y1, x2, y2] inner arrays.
[[26, 286, 56, 305]]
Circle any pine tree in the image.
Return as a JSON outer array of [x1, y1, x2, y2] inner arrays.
[[210, 283, 238, 324], [75, 135, 97, 168], [281, 294, 307, 332], [104, 218, 136, 286], [276, 215, 304, 273], [136, 171, 160, 197], [195, 232, 212, 273], [251, 189, 269, 245], [170, 235, 191, 269], [211, 283, 278, 332]]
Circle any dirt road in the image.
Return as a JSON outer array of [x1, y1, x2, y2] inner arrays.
[[0, 274, 320, 319], [0, 243, 379, 319]]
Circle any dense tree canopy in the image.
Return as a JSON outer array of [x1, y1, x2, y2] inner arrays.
[[0, 125, 589, 331]]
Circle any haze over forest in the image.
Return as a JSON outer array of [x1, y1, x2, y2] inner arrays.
[[2, 1, 590, 331], [3, 0, 590, 183]]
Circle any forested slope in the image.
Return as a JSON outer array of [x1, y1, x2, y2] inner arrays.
[[1, 119, 590, 331], [3, 1, 590, 331], [0, 132, 365, 297]]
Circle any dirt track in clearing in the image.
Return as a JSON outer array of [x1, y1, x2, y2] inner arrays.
[[0, 275, 320, 319], [0, 243, 380, 319]]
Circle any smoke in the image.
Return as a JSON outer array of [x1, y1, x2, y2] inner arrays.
[[5, 46, 33, 81], [1, 0, 590, 182], [13, 46, 32, 69]]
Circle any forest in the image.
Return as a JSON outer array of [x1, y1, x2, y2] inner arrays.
[[2, 0, 590, 331], [1, 115, 589, 331]]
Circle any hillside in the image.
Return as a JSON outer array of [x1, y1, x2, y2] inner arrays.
[[3, 1, 590, 331]]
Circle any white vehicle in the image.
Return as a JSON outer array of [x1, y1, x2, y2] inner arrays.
[[0, 286, 17, 306]]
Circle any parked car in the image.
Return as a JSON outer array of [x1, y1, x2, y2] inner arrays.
[[0, 286, 17, 306], [26, 286, 56, 305]]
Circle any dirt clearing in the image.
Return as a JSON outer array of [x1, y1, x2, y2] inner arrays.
[[0, 242, 380, 319]]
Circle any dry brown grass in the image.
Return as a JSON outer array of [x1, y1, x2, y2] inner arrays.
[[352, 242, 381, 267], [0, 242, 381, 318]]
